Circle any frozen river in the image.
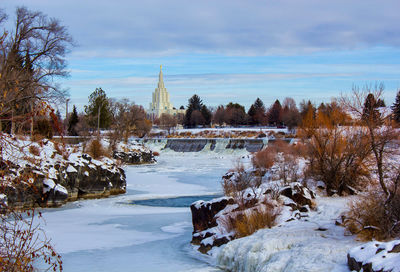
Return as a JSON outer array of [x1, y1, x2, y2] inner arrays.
[[41, 151, 247, 271]]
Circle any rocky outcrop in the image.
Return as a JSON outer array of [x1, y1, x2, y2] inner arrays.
[[191, 197, 235, 233], [113, 149, 155, 164], [0, 136, 128, 209], [190, 196, 235, 253], [1, 154, 126, 208], [348, 240, 400, 272], [190, 182, 316, 254]]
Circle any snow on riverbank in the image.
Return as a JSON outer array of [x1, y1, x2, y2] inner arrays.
[[216, 196, 361, 272], [38, 152, 238, 271]]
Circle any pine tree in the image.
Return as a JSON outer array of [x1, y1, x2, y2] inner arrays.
[[248, 98, 266, 125], [268, 100, 282, 126], [184, 94, 204, 127], [200, 105, 212, 126], [68, 105, 79, 136], [362, 93, 381, 125], [84, 88, 112, 129], [391, 90, 400, 123]]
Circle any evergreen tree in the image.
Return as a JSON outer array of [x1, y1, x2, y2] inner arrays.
[[376, 99, 386, 107], [362, 93, 381, 125], [268, 100, 282, 126], [392, 90, 400, 123], [68, 105, 79, 136], [184, 94, 204, 127], [300, 100, 316, 120], [248, 98, 266, 125], [200, 105, 212, 126], [84, 88, 112, 130]]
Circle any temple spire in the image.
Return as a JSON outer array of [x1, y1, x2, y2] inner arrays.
[[158, 65, 164, 88]]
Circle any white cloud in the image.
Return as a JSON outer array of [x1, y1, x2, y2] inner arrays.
[[2, 0, 400, 57]]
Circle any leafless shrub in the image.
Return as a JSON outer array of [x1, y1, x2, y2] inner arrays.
[[0, 204, 63, 271], [344, 188, 400, 241], [223, 162, 261, 209], [274, 153, 300, 184]]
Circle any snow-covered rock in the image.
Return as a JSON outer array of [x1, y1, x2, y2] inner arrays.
[[0, 134, 126, 208], [110, 140, 156, 164], [217, 197, 360, 272], [348, 240, 400, 272]]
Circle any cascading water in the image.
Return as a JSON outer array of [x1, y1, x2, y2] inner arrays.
[[139, 138, 269, 154]]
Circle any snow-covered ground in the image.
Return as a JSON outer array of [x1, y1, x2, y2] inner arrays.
[[217, 197, 361, 272], [39, 151, 243, 271], [37, 146, 364, 272]]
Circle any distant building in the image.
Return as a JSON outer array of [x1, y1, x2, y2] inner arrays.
[[148, 65, 185, 119]]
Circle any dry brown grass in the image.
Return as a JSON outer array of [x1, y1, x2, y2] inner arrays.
[[233, 204, 281, 238], [86, 139, 105, 159], [344, 190, 400, 241]]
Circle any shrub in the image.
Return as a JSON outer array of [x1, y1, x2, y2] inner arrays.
[[86, 139, 105, 159], [252, 147, 276, 170], [274, 152, 300, 184], [344, 190, 400, 241], [29, 145, 40, 156], [222, 162, 262, 208], [300, 108, 371, 196], [233, 204, 281, 238], [34, 118, 53, 139], [153, 151, 160, 156]]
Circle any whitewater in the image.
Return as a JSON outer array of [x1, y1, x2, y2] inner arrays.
[[39, 150, 245, 271]]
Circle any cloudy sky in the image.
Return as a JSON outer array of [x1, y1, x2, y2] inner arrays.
[[2, 0, 400, 112]]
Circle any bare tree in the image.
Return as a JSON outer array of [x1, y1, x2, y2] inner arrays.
[[110, 99, 151, 144], [159, 113, 177, 134], [281, 97, 301, 132], [0, 7, 73, 133], [341, 83, 397, 198]]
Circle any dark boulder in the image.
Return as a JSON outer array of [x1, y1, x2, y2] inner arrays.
[[190, 197, 234, 233]]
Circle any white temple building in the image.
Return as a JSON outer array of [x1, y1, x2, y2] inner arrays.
[[148, 65, 185, 119]]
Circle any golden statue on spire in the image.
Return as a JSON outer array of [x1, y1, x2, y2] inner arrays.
[[160, 64, 162, 70]]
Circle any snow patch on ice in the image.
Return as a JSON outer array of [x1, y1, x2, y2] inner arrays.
[[161, 221, 192, 234]]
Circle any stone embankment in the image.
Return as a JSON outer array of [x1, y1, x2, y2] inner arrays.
[[0, 136, 155, 209]]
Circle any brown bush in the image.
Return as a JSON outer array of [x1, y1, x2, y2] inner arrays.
[[252, 147, 276, 170], [344, 190, 400, 241], [300, 108, 371, 195], [86, 139, 105, 159], [153, 151, 160, 156], [233, 204, 281, 238], [29, 145, 40, 156]]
